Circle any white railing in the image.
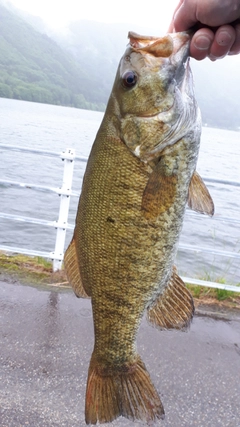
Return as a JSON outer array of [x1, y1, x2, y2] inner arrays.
[[0, 144, 87, 271], [0, 144, 239, 292]]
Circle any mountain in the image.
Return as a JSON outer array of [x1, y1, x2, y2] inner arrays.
[[53, 20, 130, 107], [53, 20, 240, 130], [0, 3, 105, 110], [0, 1, 239, 129]]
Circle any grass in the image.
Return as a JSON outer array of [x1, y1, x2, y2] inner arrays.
[[0, 251, 68, 288], [35, 256, 53, 269], [0, 251, 240, 308], [216, 288, 239, 301], [186, 282, 240, 301], [186, 274, 240, 311]]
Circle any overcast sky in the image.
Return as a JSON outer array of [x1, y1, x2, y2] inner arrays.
[[8, 0, 179, 30]]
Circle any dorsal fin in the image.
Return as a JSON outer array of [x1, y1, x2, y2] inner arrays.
[[188, 171, 214, 216], [147, 266, 194, 330], [64, 234, 90, 298]]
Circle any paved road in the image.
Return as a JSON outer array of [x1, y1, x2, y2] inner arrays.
[[0, 279, 240, 427]]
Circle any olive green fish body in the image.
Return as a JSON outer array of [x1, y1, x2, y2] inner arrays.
[[77, 133, 196, 362], [64, 31, 214, 425]]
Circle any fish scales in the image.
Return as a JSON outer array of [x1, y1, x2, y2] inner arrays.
[[79, 136, 192, 358], [64, 31, 214, 425]]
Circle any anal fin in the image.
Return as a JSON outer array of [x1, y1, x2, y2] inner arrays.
[[188, 171, 214, 216], [64, 234, 90, 298], [147, 267, 194, 330]]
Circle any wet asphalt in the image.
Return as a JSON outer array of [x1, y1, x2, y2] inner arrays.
[[0, 279, 240, 427]]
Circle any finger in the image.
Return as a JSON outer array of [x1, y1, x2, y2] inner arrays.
[[190, 28, 214, 60], [209, 25, 236, 60], [167, 0, 184, 32], [168, 17, 175, 33], [229, 22, 240, 54], [173, 0, 198, 32]]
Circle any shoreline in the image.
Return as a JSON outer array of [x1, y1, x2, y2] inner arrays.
[[0, 252, 239, 320]]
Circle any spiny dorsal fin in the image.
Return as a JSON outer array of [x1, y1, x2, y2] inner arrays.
[[188, 171, 214, 216], [141, 160, 177, 220], [64, 235, 90, 298], [147, 266, 194, 330]]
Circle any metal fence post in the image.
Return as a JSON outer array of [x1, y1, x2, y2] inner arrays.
[[52, 148, 75, 271], [0, 144, 239, 291]]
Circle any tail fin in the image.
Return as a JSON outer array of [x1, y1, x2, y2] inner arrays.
[[85, 354, 164, 425]]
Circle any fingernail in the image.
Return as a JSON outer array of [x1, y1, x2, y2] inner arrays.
[[209, 55, 217, 61], [216, 31, 232, 46], [229, 49, 240, 55], [193, 35, 211, 50]]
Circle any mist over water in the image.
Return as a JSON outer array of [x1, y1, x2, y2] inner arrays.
[[0, 98, 239, 284]]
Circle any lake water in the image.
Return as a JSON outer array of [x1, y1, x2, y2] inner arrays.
[[0, 98, 239, 284]]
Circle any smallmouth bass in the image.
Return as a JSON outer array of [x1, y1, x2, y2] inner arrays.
[[64, 31, 214, 424]]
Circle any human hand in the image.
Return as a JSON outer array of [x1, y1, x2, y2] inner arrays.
[[168, 0, 240, 60]]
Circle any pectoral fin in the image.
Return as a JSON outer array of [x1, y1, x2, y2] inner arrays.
[[64, 234, 90, 298], [141, 159, 177, 220], [188, 171, 214, 216], [147, 267, 194, 330]]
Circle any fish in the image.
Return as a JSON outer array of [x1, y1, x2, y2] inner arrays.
[[64, 31, 214, 425]]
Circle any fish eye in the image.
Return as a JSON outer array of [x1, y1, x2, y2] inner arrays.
[[121, 71, 137, 88]]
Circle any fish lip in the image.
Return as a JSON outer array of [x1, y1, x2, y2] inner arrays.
[[169, 31, 191, 67], [137, 103, 174, 119], [136, 60, 190, 120], [171, 31, 191, 53], [184, 57, 191, 80]]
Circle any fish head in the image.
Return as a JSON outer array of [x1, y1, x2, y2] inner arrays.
[[110, 31, 200, 162]]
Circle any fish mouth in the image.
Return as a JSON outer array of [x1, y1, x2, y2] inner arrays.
[[137, 103, 174, 119], [135, 57, 196, 161], [171, 31, 191, 53], [137, 58, 191, 120], [128, 31, 191, 59], [127, 31, 191, 120], [170, 32, 191, 68]]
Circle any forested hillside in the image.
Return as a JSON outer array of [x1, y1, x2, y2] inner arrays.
[[54, 20, 240, 130], [0, 1, 240, 129], [0, 4, 105, 110], [53, 20, 134, 107]]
